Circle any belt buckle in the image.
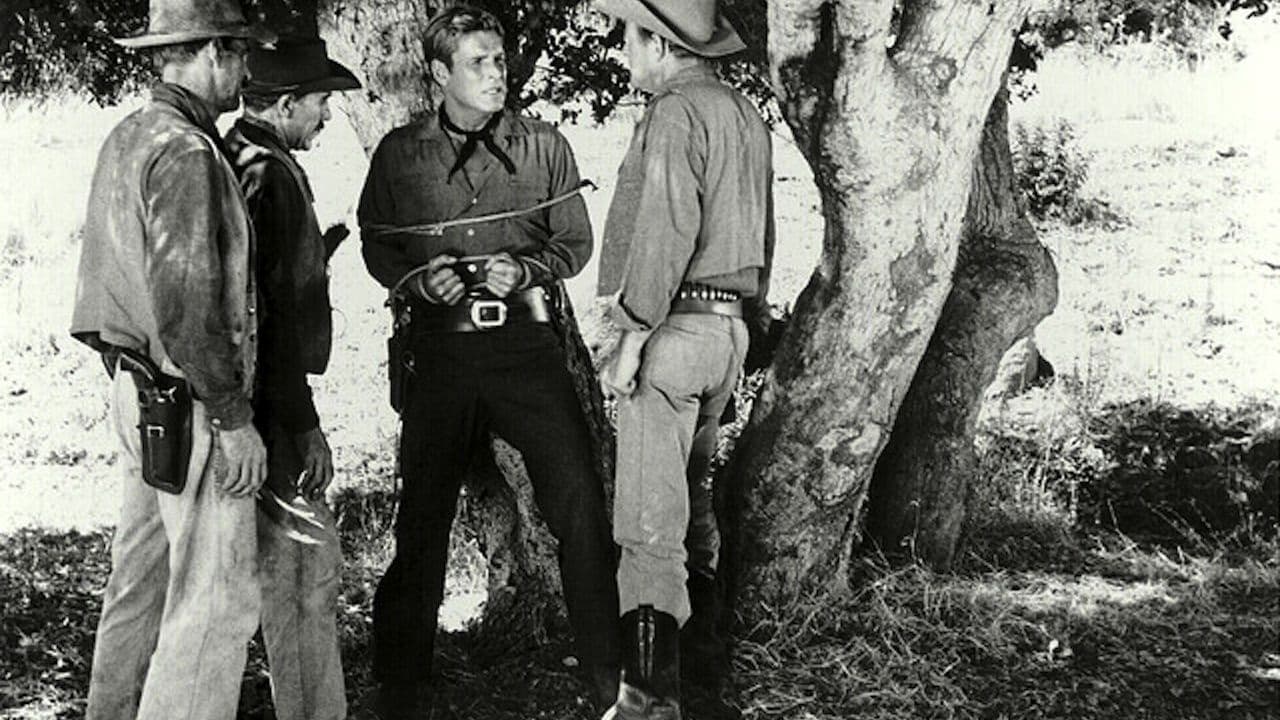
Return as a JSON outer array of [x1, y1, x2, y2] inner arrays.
[[470, 299, 507, 329]]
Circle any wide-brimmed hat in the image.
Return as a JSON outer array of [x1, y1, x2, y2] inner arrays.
[[115, 0, 274, 49], [243, 39, 362, 96], [592, 0, 746, 58]]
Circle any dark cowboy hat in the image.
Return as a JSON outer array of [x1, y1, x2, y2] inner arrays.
[[592, 0, 746, 58], [243, 39, 362, 96], [115, 0, 274, 48]]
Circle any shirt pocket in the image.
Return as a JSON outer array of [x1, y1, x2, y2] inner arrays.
[[390, 171, 456, 223]]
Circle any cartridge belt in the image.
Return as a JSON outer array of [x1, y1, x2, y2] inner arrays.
[[670, 282, 744, 318]]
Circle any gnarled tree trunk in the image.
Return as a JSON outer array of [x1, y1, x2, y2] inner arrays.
[[864, 79, 1058, 571], [723, 0, 1036, 609]]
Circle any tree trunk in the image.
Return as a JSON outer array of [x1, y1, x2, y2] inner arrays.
[[864, 80, 1059, 571], [723, 0, 1035, 609]]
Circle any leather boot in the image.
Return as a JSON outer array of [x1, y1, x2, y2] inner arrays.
[[589, 662, 621, 712], [601, 605, 681, 720]]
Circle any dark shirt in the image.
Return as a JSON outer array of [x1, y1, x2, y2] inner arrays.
[[226, 117, 333, 434], [601, 64, 776, 332], [71, 83, 257, 429], [358, 110, 592, 291]]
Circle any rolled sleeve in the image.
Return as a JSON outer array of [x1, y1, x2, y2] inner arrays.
[[612, 96, 704, 330], [145, 146, 252, 428]]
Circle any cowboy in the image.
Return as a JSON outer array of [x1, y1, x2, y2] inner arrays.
[[357, 5, 619, 717], [223, 37, 362, 720], [69, 1, 274, 719], [593, 0, 775, 717]]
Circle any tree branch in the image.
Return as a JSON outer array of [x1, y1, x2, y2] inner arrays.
[[892, 0, 1031, 96]]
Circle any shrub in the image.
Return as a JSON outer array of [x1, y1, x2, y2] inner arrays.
[[1012, 119, 1110, 224], [0, 0, 151, 104]]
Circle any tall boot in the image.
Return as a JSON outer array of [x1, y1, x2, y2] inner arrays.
[[602, 605, 681, 720]]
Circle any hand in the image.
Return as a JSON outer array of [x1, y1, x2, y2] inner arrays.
[[322, 223, 350, 259], [216, 424, 268, 498], [483, 253, 524, 298], [294, 427, 335, 501], [600, 337, 645, 399], [411, 254, 465, 305]]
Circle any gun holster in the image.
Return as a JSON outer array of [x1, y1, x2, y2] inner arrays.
[[113, 348, 194, 495], [387, 296, 416, 414]]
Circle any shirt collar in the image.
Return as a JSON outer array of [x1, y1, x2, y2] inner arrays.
[[236, 115, 292, 155], [424, 107, 524, 143], [152, 83, 221, 142], [653, 63, 718, 96]]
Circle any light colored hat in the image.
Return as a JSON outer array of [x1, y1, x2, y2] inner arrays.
[[592, 0, 746, 58], [244, 39, 362, 96], [115, 0, 275, 49]]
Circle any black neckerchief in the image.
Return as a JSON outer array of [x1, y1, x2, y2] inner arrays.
[[439, 106, 516, 180]]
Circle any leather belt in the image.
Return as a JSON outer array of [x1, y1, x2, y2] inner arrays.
[[411, 288, 553, 333], [670, 297, 744, 318], [670, 283, 744, 318]]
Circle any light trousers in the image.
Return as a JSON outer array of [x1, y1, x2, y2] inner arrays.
[[614, 313, 747, 624], [87, 370, 260, 720]]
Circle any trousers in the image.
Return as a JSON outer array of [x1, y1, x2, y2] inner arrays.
[[86, 370, 260, 720], [614, 313, 747, 624], [372, 321, 620, 683], [257, 423, 346, 720]]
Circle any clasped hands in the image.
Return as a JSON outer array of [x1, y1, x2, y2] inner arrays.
[[409, 252, 524, 304]]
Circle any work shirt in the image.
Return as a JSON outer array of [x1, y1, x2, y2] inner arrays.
[[71, 83, 257, 429], [601, 64, 775, 332], [226, 117, 333, 434], [358, 109, 592, 291]]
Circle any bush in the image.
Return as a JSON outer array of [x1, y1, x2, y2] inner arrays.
[[1012, 118, 1095, 222], [975, 396, 1279, 547], [0, 0, 151, 104]]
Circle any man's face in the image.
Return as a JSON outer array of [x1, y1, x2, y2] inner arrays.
[[210, 38, 251, 113], [621, 21, 662, 93], [434, 30, 507, 122], [282, 92, 332, 151]]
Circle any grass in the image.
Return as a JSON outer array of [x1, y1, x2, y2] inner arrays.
[[3, 18, 1280, 720]]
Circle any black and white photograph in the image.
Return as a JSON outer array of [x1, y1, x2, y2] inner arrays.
[[0, 1, 1277, 719]]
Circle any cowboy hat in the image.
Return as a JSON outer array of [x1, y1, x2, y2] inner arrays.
[[243, 38, 362, 97], [592, 0, 746, 58], [115, 0, 274, 49]]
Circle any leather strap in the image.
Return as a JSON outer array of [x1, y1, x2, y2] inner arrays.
[[411, 288, 553, 333], [669, 297, 744, 318]]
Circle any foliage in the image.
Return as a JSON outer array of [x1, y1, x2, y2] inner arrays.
[[1012, 119, 1098, 224], [1080, 400, 1279, 543], [0, 0, 149, 104], [975, 394, 1279, 548]]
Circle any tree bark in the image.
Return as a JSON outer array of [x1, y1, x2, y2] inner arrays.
[[864, 80, 1058, 571], [723, 0, 1035, 609]]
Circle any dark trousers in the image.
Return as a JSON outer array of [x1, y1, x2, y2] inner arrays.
[[372, 321, 620, 684]]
